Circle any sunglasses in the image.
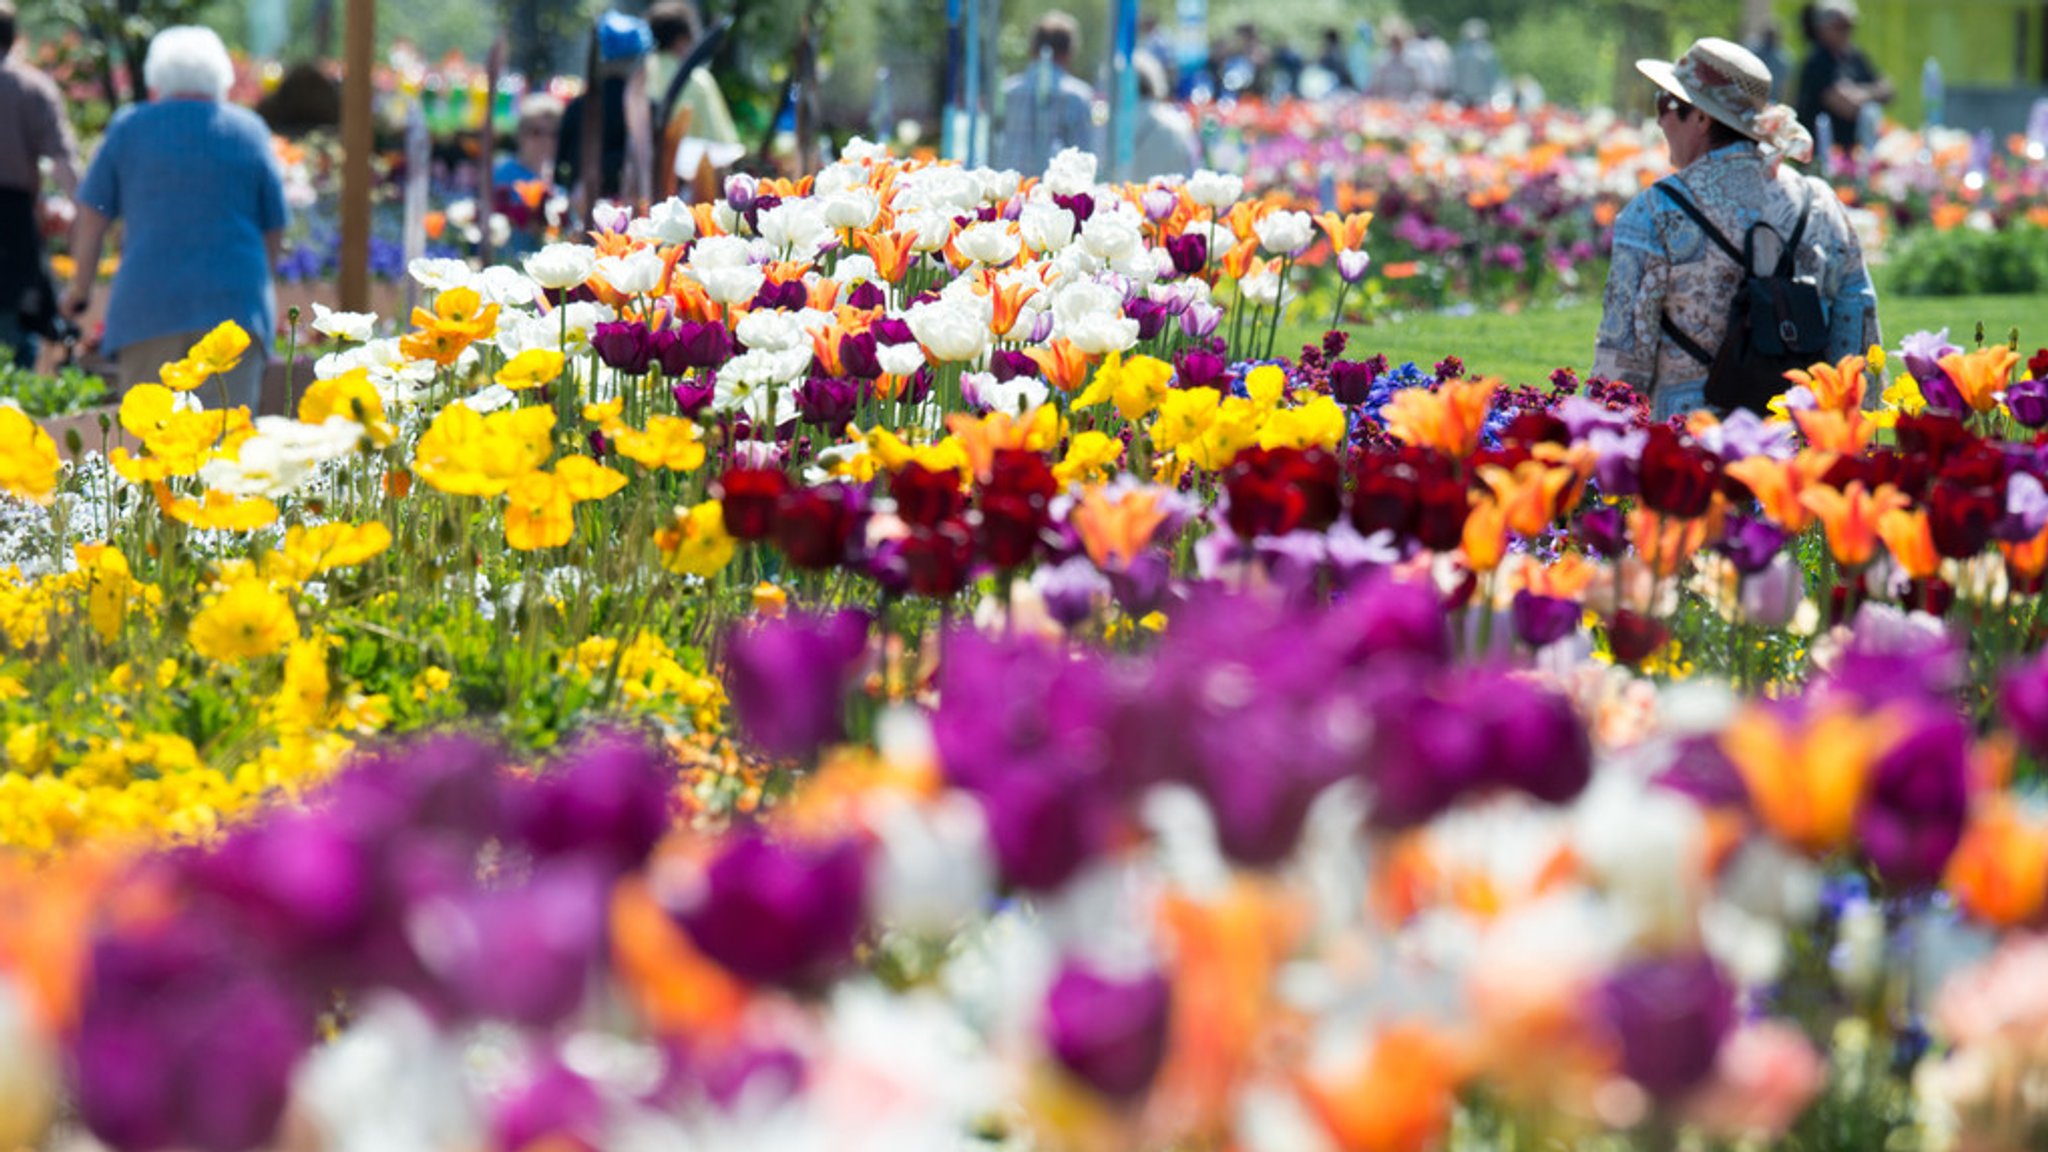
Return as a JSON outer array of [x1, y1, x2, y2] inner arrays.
[[1656, 91, 1693, 118]]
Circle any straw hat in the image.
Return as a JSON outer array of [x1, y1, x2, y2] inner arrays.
[[1636, 37, 1776, 145]]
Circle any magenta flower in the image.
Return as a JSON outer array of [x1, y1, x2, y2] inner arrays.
[[1042, 960, 1172, 1100], [674, 832, 867, 990], [725, 610, 870, 762]]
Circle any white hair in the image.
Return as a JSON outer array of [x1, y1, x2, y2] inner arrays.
[[143, 25, 234, 101]]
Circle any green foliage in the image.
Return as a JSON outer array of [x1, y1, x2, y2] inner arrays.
[[1888, 225, 2048, 298], [1495, 6, 1615, 109], [0, 364, 113, 419]]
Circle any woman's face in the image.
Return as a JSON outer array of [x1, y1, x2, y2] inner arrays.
[[1657, 91, 1712, 168]]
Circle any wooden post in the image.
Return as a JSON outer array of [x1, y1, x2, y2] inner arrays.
[[478, 37, 504, 269], [339, 0, 375, 312]]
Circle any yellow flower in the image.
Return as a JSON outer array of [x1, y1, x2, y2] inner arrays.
[[272, 635, 331, 730], [412, 403, 555, 497], [1053, 430, 1124, 487], [612, 416, 707, 472], [1150, 387, 1221, 455], [190, 580, 299, 662], [187, 321, 253, 378], [164, 488, 280, 532], [0, 407, 61, 505], [278, 520, 392, 578], [1881, 374, 1926, 417], [158, 357, 211, 393], [299, 369, 394, 446], [1183, 395, 1262, 470], [1073, 352, 1174, 421], [555, 454, 630, 501], [412, 665, 452, 703], [75, 544, 137, 640], [653, 499, 736, 577], [1258, 394, 1347, 452], [400, 286, 499, 365], [495, 348, 566, 390], [504, 470, 575, 550], [1244, 363, 1287, 408]]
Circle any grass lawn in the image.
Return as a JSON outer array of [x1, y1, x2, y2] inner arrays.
[[1298, 274, 2048, 386]]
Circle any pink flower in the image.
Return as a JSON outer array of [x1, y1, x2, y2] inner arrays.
[[1680, 1021, 1825, 1140]]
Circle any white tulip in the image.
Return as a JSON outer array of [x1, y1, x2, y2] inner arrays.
[[523, 242, 597, 290], [1254, 209, 1315, 256]]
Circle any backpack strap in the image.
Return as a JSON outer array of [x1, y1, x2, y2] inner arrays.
[[1654, 180, 1744, 265], [1660, 314, 1716, 366], [1773, 182, 1816, 277]]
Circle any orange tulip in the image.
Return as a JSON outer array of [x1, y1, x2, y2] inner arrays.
[[1027, 336, 1094, 394], [1944, 799, 2048, 928], [1792, 408, 1874, 455], [1630, 505, 1712, 579], [855, 230, 918, 283], [1380, 378, 1496, 460], [982, 272, 1040, 337], [610, 874, 751, 1036], [1220, 239, 1264, 281], [1298, 1025, 1467, 1152], [1937, 346, 2022, 413], [1477, 460, 1579, 537], [2001, 524, 2048, 583], [1877, 507, 1941, 581], [1461, 497, 1507, 573], [1720, 703, 1895, 856], [1313, 210, 1374, 252], [1724, 451, 1837, 533], [1072, 485, 1169, 570], [1785, 355, 1867, 413], [1800, 481, 1910, 568]]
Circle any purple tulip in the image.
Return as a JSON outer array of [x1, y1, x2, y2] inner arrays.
[[1856, 710, 1971, 890], [2008, 378, 2048, 429], [1174, 349, 1230, 392], [869, 316, 915, 346], [1740, 552, 1806, 629], [987, 348, 1038, 382], [416, 861, 609, 1026], [1053, 191, 1095, 223], [1179, 300, 1222, 340], [493, 1058, 605, 1152], [845, 280, 887, 310], [592, 320, 656, 374], [1595, 953, 1735, 1100], [74, 924, 313, 1152], [674, 833, 867, 990], [1654, 736, 1753, 810], [1918, 366, 1969, 416], [1718, 514, 1788, 576], [837, 329, 883, 379], [1331, 575, 1451, 669], [663, 319, 734, 372], [507, 730, 672, 876], [1107, 549, 1172, 617], [1125, 297, 1166, 342], [2003, 650, 2048, 758], [1034, 555, 1110, 629], [1576, 505, 1627, 558], [796, 375, 860, 429], [1328, 358, 1379, 406], [1042, 961, 1171, 1100], [673, 374, 716, 417], [177, 809, 373, 960], [1362, 691, 1492, 828], [1511, 590, 1581, 648], [749, 278, 808, 312], [1165, 231, 1208, 276], [1471, 668, 1592, 805], [724, 610, 870, 762]]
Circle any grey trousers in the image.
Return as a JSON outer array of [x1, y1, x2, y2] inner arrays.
[[117, 330, 268, 412]]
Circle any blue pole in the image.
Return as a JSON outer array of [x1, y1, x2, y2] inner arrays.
[[941, 0, 963, 159], [1111, 0, 1139, 179]]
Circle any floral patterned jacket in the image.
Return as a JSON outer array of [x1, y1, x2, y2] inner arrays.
[[1593, 141, 1880, 420]]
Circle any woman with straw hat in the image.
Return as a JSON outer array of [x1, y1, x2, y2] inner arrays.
[[1594, 37, 1879, 420]]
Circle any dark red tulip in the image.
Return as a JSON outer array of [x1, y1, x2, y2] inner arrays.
[[717, 466, 789, 541], [1636, 425, 1720, 519]]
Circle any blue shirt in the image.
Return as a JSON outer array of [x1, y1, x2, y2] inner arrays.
[[78, 100, 288, 355]]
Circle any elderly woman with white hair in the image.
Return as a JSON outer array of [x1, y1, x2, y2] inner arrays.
[[63, 25, 287, 408]]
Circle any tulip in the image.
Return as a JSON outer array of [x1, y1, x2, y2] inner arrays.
[[661, 319, 734, 373], [1328, 358, 1380, 406], [1165, 231, 1208, 276], [716, 466, 789, 541], [1740, 552, 1807, 629], [590, 320, 655, 374], [1637, 425, 1721, 519], [1856, 710, 1971, 890], [675, 833, 867, 990], [672, 374, 716, 417], [1511, 590, 1581, 648], [1042, 961, 1171, 1100], [2006, 377, 2048, 428], [1717, 515, 1788, 576], [507, 731, 672, 877], [1596, 953, 1735, 1100], [417, 862, 609, 1027], [725, 609, 869, 761], [2000, 651, 2048, 759], [492, 1059, 604, 1152]]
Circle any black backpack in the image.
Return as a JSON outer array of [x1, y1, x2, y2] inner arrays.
[[1655, 179, 1829, 415]]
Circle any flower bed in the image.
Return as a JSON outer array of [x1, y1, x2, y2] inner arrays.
[[0, 144, 2046, 1152]]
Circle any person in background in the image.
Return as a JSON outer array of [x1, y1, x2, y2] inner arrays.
[[1127, 51, 1199, 181], [1409, 18, 1453, 100], [64, 25, 286, 408], [1312, 28, 1356, 94], [994, 11, 1099, 176], [555, 12, 656, 207], [1451, 19, 1502, 107], [0, 0, 80, 369], [646, 0, 741, 200], [1797, 0, 1890, 156], [1594, 38, 1877, 420], [495, 94, 563, 187], [1745, 18, 1793, 101], [1368, 18, 1422, 101]]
